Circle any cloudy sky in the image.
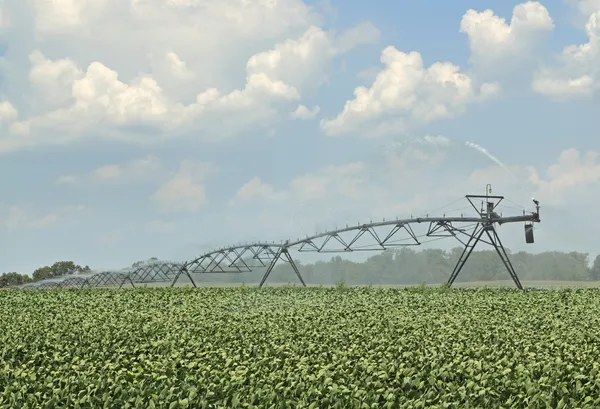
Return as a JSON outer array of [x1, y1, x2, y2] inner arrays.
[[1, 0, 599, 274]]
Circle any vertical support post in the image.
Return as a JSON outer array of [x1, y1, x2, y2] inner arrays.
[[259, 247, 283, 288], [447, 223, 485, 286], [282, 249, 307, 287]]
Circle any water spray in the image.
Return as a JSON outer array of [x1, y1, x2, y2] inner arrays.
[[464, 141, 535, 207], [464, 141, 519, 181]]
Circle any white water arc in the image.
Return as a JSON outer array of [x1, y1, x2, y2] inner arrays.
[[464, 141, 534, 205], [464, 141, 517, 180]]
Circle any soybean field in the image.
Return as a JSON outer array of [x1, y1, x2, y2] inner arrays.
[[2, 287, 600, 408]]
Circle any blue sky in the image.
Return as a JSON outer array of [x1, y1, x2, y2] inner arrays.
[[1, 0, 600, 274]]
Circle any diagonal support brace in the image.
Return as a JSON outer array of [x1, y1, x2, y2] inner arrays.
[[259, 247, 306, 288], [282, 248, 306, 287], [447, 223, 484, 287], [484, 228, 523, 289], [171, 266, 197, 288], [119, 275, 136, 289], [446, 222, 523, 289]]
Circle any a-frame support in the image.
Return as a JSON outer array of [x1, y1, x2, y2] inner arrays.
[[447, 222, 523, 289], [170, 266, 198, 288], [119, 276, 137, 289], [259, 247, 306, 288]]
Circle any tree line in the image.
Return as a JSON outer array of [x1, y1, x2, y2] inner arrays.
[[0, 259, 158, 288], [0, 261, 90, 288], [185, 248, 600, 286], [2, 248, 600, 288]]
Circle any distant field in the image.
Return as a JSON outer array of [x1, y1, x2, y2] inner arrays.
[[2, 287, 600, 408], [454, 280, 600, 288], [133, 280, 600, 289]]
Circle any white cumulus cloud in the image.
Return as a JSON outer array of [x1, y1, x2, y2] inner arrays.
[[233, 177, 278, 204], [320, 46, 499, 137], [152, 160, 216, 213], [0, 13, 379, 153], [459, 1, 554, 86], [461, 1, 554, 63], [0, 101, 18, 123], [532, 10, 600, 97], [291, 104, 320, 120]]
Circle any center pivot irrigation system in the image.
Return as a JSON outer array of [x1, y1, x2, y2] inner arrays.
[[18, 185, 541, 290]]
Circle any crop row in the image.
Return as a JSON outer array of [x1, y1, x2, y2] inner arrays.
[[1, 287, 600, 408]]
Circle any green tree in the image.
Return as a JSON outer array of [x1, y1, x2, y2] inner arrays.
[[257, 247, 599, 286], [0, 272, 32, 288], [32, 261, 91, 282], [590, 255, 600, 281], [31, 266, 53, 282], [131, 258, 159, 269]]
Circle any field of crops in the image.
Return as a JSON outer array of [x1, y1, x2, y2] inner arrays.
[[2, 287, 600, 408]]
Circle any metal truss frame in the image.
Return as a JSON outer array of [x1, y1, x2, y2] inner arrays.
[[13, 188, 542, 291], [36, 281, 61, 289], [58, 276, 89, 289], [124, 262, 196, 288], [183, 192, 541, 289], [185, 244, 282, 273], [295, 223, 420, 252], [441, 193, 540, 289], [17, 262, 196, 290], [84, 272, 133, 288]]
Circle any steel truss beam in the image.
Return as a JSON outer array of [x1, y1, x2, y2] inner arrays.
[[16, 263, 196, 290], [36, 281, 61, 289], [86, 272, 133, 288], [124, 262, 192, 288], [186, 244, 280, 273], [58, 277, 89, 289], [296, 223, 420, 252], [178, 243, 305, 288], [182, 192, 540, 289]]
